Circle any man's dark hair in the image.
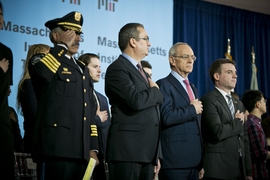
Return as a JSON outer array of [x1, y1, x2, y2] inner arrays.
[[209, 58, 236, 84], [118, 23, 144, 52], [141, 60, 152, 69], [242, 90, 264, 112]]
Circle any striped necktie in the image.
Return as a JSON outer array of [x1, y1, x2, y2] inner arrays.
[[226, 94, 235, 118], [137, 63, 148, 82]]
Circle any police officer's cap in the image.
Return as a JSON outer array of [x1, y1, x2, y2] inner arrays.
[[45, 11, 83, 33]]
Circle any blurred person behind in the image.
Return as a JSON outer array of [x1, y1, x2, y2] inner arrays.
[[242, 90, 269, 179], [16, 44, 50, 153], [79, 53, 111, 180], [141, 60, 152, 78], [262, 116, 270, 176], [7, 86, 23, 153]]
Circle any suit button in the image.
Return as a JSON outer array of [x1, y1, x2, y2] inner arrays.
[[53, 124, 57, 127], [84, 89, 86, 93], [84, 117, 86, 121], [83, 76, 85, 80], [84, 103, 87, 107], [66, 79, 70, 82]]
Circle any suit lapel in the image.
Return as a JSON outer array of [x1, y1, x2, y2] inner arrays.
[[167, 74, 190, 103], [119, 55, 149, 86], [213, 89, 233, 120]]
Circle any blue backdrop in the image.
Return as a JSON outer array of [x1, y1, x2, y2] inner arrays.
[[1, 0, 173, 136]]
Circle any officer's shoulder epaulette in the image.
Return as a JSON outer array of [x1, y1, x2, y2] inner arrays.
[[30, 53, 46, 65]]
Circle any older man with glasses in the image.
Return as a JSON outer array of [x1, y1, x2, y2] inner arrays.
[[157, 42, 204, 180]]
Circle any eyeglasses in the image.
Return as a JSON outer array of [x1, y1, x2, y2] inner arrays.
[[173, 54, 197, 61], [260, 99, 267, 103], [137, 36, 150, 42]]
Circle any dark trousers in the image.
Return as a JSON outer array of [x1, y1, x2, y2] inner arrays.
[[108, 161, 155, 180], [38, 157, 87, 180], [159, 168, 199, 180]]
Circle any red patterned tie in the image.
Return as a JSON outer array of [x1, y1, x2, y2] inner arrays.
[[183, 79, 194, 101], [137, 63, 148, 82]]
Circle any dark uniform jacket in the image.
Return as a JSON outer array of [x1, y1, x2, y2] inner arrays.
[[28, 45, 98, 162]]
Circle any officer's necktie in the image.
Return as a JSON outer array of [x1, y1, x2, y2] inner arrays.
[[183, 79, 194, 101], [226, 94, 235, 118], [137, 63, 148, 82]]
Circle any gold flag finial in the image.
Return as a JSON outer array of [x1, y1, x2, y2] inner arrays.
[[251, 46, 255, 64], [225, 39, 232, 60], [227, 39, 231, 55]]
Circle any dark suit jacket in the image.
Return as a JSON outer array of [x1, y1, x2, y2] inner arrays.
[[95, 91, 111, 159], [201, 88, 252, 179], [157, 73, 203, 169], [29, 45, 98, 162], [105, 55, 163, 164]]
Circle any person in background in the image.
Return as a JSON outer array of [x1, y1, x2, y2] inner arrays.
[[79, 53, 111, 180], [242, 90, 269, 179], [28, 11, 98, 179], [105, 22, 163, 180], [7, 86, 23, 153], [17, 44, 50, 154], [262, 116, 270, 176], [200, 58, 252, 180], [141, 60, 152, 78], [0, 1, 15, 179], [157, 42, 204, 180]]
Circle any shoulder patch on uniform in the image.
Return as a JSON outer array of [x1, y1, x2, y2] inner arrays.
[[30, 53, 46, 65]]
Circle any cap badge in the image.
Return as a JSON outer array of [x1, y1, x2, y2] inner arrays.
[[74, 12, 81, 22]]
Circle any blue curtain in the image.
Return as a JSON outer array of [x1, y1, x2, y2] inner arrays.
[[173, 0, 270, 102]]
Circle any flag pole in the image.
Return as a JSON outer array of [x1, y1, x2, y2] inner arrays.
[[225, 39, 232, 60], [250, 46, 258, 90]]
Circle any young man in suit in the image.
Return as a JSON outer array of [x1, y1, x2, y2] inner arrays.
[[157, 42, 204, 180], [79, 53, 111, 180], [28, 12, 98, 179], [105, 23, 163, 180], [201, 58, 252, 180], [0, 1, 15, 178]]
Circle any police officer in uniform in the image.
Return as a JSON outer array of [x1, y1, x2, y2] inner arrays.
[[28, 11, 98, 180]]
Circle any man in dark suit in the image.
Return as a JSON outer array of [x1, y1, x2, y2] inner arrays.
[[201, 58, 252, 180], [105, 23, 163, 180], [28, 12, 98, 180], [0, 1, 15, 179], [157, 42, 204, 180], [79, 53, 111, 180]]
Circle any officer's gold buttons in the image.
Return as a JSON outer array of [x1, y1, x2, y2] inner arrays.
[[83, 76, 85, 80], [53, 124, 57, 127], [84, 103, 87, 107], [84, 89, 86, 93], [84, 117, 86, 121], [66, 79, 70, 82]]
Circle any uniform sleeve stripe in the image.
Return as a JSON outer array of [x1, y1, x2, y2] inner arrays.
[[40, 53, 61, 73]]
